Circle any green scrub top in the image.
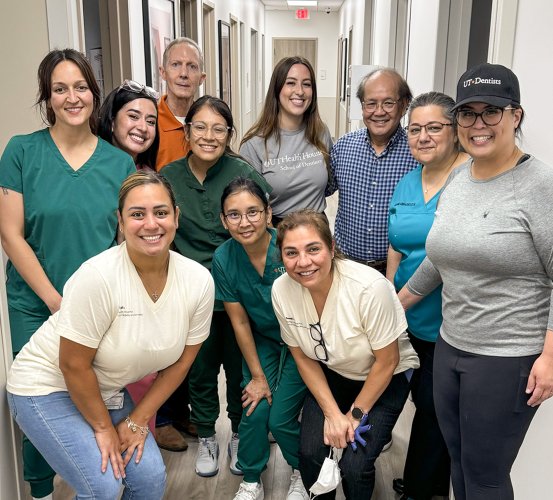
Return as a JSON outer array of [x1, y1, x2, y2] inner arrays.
[[212, 229, 286, 343], [0, 129, 135, 348], [162, 153, 271, 270]]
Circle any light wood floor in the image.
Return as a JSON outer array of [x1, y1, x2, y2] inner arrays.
[[29, 370, 448, 500]]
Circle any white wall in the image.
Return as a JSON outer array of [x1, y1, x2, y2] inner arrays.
[[511, 0, 553, 164], [128, 0, 147, 84], [509, 3, 553, 496], [371, 0, 395, 66], [0, 1, 50, 151], [0, 3, 50, 497], [263, 10, 339, 135], [405, 0, 450, 96], [337, 0, 366, 66]]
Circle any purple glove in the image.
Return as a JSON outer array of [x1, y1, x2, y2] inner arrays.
[[350, 414, 371, 451]]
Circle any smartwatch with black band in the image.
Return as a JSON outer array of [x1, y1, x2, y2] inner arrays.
[[351, 405, 367, 420]]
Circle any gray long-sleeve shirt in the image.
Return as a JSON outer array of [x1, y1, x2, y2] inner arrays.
[[407, 156, 553, 356]]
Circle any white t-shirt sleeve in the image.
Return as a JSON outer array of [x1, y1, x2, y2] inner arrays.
[[185, 274, 215, 345], [360, 277, 408, 351], [271, 279, 300, 348], [55, 263, 115, 348]]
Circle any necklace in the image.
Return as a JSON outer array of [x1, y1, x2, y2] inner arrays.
[[422, 152, 459, 194], [136, 258, 169, 303]]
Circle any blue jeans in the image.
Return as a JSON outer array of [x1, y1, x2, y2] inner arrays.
[[299, 365, 410, 500], [7, 390, 166, 500]]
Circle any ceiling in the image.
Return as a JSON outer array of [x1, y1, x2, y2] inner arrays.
[[260, 0, 345, 13]]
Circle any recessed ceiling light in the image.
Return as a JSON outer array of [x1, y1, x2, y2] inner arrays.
[[287, 1, 318, 6]]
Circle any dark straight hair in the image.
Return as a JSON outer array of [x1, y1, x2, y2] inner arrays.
[[98, 87, 160, 169], [220, 177, 269, 213], [185, 95, 237, 155], [36, 48, 101, 133]]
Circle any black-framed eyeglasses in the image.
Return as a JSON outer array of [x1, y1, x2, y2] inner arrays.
[[361, 99, 399, 112], [188, 121, 231, 139], [406, 122, 453, 137], [310, 322, 329, 362], [119, 79, 159, 100], [455, 106, 516, 128], [224, 209, 265, 225]]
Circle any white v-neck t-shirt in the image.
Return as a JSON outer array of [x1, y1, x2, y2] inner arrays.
[[272, 259, 418, 381], [7, 242, 214, 400]]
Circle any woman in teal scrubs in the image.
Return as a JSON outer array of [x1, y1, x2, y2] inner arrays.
[[0, 49, 134, 500], [387, 91, 468, 500], [212, 177, 307, 500]]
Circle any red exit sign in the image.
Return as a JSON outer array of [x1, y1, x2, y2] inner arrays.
[[296, 9, 310, 19]]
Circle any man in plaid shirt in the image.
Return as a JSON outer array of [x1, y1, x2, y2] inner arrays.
[[328, 68, 418, 275]]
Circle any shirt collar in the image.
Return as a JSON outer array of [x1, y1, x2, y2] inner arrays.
[[158, 95, 185, 132], [365, 125, 405, 154]]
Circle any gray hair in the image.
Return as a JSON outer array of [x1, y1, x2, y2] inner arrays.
[[356, 67, 413, 104], [408, 91, 455, 124], [162, 37, 204, 71]]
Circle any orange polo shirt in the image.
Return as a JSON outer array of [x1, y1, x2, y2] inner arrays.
[[155, 95, 190, 171]]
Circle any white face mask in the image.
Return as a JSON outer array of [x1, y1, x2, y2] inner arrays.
[[309, 448, 341, 497]]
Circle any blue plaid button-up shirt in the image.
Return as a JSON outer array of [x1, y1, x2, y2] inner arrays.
[[328, 126, 417, 261]]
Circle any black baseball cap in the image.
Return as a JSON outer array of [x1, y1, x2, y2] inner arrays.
[[452, 63, 520, 111]]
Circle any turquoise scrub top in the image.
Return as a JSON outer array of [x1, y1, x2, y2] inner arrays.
[[0, 129, 135, 349], [388, 165, 443, 342], [212, 229, 286, 343]]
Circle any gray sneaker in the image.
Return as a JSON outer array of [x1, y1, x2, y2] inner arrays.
[[228, 432, 242, 475], [195, 435, 219, 477]]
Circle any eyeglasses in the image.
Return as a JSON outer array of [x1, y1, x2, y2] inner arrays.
[[455, 106, 516, 128], [224, 209, 265, 225], [188, 121, 231, 139], [361, 99, 399, 112], [406, 122, 453, 137], [310, 322, 329, 362], [119, 79, 159, 100]]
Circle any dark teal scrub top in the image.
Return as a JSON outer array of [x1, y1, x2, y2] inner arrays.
[[0, 129, 135, 349], [212, 229, 285, 343]]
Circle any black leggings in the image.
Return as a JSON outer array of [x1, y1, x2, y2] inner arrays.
[[403, 335, 450, 499], [433, 336, 539, 500]]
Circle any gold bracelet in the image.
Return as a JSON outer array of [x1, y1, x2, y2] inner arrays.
[[125, 416, 149, 436]]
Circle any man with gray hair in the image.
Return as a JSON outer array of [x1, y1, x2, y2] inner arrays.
[[155, 37, 206, 170], [327, 68, 418, 275], [154, 37, 206, 454]]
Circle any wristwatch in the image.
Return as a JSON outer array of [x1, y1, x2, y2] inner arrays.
[[350, 405, 367, 421]]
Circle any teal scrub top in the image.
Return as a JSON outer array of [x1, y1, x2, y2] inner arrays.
[[388, 165, 443, 342], [0, 129, 135, 347], [162, 153, 271, 271], [212, 229, 286, 343]]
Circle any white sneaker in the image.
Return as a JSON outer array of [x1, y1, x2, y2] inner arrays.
[[233, 480, 264, 500], [228, 432, 243, 475], [287, 469, 309, 500], [195, 435, 219, 477]]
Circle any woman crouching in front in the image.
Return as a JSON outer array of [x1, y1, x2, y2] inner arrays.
[[6, 171, 215, 499], [271, 209, 419, 499]]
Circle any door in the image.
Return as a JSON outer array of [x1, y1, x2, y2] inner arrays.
[[272, 38, 317, 73]]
